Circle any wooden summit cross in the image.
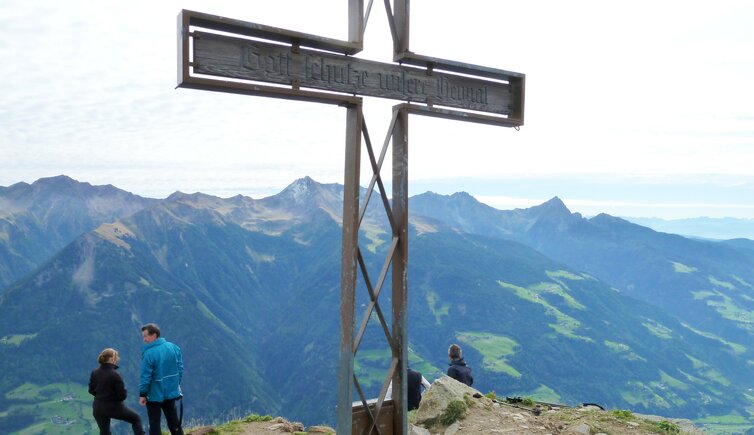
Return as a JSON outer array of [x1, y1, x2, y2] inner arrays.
[[177, 2, 524, 434]]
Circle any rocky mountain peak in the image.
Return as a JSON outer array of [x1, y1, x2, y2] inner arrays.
[[280, 176, 318, 201], [449, 191, 482, 204], [1, 175, 155, 210], [166, 191, 218, 203], [32, 174, 83, 189], [527, 196, 573, 219], [272, 176, 342, 209]]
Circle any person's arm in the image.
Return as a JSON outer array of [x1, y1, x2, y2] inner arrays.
[[176, 345, 184, 385], [138, 353, 153, 403], [88, 370, 96, 397], [114, 372, 128, 402], [447, 366, 456, 379]]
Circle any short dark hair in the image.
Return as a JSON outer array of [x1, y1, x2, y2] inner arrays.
[[448, 344, 462, 359], [141, 323, 161, 338]]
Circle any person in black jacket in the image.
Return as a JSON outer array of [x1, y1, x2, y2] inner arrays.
[[385, 367, 432, 410], [407, 368, 432, 410], [446, 344, 473, 386], [89, 348, 145, 435]]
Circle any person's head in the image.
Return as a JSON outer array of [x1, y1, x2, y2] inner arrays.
[[448, 344, 462, 360], [141, 323, 161, 343], [98, 348, 119, 365]]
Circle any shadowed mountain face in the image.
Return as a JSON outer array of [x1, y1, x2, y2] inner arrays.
[[0, 175, 158, 290], [1, 177, 754, 431]]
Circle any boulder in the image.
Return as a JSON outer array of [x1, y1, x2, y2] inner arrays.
[[634, 413, 706, 435], [415, 375, 484, 426], [266, 417, 305, 432], [569, 422, 591, 434]]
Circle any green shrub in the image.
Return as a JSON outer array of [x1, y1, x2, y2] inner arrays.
[[611, 409, 633, 420], [485, 391, 497, 400], [407, 409, 418, 424], [655, 420, 680, 433], [520, 397, 535, 407], [463, 393, 474, 406], [439, 400, 467, 426], [203, 420, 245, 434]]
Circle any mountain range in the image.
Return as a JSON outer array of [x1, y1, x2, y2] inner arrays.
[[2, 175, 754, 433], [625, 216, 754, 241], [0, 175, 157, 289]]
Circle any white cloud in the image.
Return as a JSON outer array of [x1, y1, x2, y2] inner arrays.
[[2, 0, 753, 218]]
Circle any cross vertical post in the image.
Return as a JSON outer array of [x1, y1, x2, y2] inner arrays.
[[392, 0, 410, 56], [349, 0, 364, 46], [388, 4, 409, 430], [339, 103, 363, 434], [391, 106, 409, 434], [339, 3, 364, 433]]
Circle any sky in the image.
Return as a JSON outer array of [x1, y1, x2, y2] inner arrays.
[[2, 0, 754, 219]]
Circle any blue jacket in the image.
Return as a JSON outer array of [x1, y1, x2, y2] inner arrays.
[[139, 338, 183, 402]]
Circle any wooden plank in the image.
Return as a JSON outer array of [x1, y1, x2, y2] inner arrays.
[[394, 51, 524, 81], [349, 0, 364, 46], [353, 400, 395, 435], [183, 9, 362, 55], [397, 103, 522, 127], [338, 105, 362, 435], [391, 106, 409, 434], [192, 31, 517, 116], [177, 75, 361, 106]]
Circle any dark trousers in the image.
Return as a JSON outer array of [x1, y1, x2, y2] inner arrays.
[[92, 400, 145, 435], [146, 398, 183, 435]]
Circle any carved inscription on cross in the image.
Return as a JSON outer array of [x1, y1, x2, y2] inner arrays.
[[192, 32, 514, 115], [177, 4, 524, 434]]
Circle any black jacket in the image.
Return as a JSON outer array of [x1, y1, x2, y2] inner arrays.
[[407, 369, 423, 411], [447, 358, 473, 386], [89, 363, 128, 402]]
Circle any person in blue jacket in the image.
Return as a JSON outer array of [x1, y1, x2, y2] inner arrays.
[[138, 323, 184, 435], [446, 343, 473, 386]]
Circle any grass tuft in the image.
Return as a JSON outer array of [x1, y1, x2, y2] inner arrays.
[[243, 413, 273, 422], [655, 420, 680, 433], [611, 409, 633, 420], [439, 400, 467, 426]]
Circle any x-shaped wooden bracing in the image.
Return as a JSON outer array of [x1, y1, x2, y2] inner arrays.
[[351, 107, 403, 433]]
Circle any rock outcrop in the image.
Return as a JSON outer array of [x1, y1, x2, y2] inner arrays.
[[415, 375, 485, 426]]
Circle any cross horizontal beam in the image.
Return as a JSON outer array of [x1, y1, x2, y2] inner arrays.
[[178, 10, 524, 125]]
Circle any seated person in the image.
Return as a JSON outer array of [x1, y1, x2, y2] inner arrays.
[[385, 367, 432, 410], [446, 344, 473, 386]]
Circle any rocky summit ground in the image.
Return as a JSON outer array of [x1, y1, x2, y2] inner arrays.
[[187, 376, 704, 435], [186, 406, 702, 435], [187, 415, 335, 434], [410, 401, 704, 435]]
